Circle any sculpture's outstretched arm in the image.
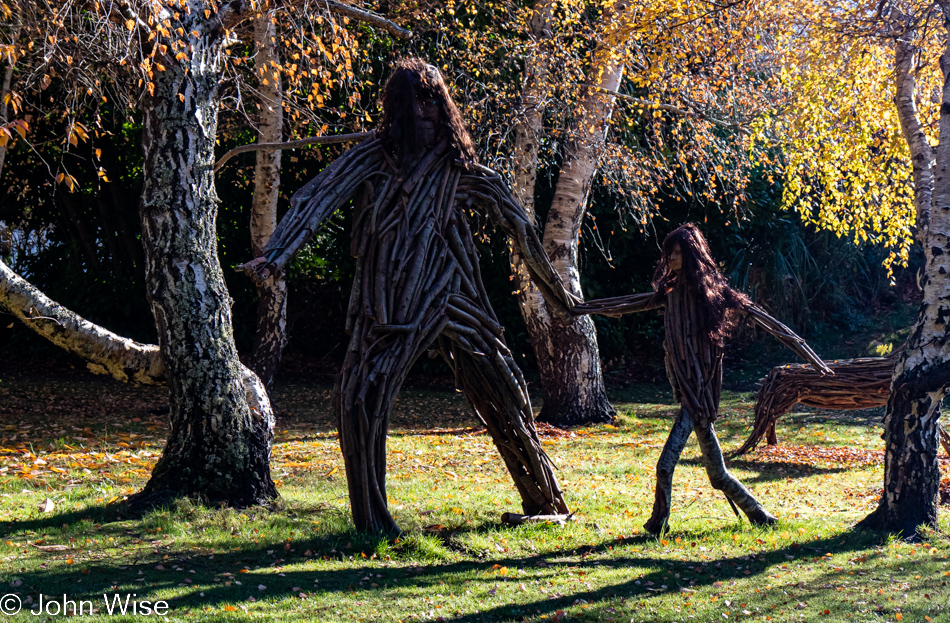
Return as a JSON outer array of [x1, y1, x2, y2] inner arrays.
[[571, 292, 664, 318], [238, 134, 386, 280], [741, 302, 833, 375], [458, 165, 579, 323]]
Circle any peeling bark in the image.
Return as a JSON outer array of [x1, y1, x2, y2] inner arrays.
[[130, 7, 276, 510], [510, 6, 620, 426], [248, 9, 288, 391]]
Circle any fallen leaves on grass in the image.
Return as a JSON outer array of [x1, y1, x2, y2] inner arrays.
[[535, 423, 574, 439], [748, 444, 884, 466]]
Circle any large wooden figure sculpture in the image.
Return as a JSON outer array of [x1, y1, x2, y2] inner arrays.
[[574, 224, 832, 533], [242, 59, 576, 533]]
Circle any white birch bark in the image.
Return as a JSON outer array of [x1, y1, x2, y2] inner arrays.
[[859, 10, 950, 536], [511, 20, 621, 425], [131, 1, 276, 509], [0, 258, 274, 435], [248, 7, 288, 390], [894, 37, 935, 239]]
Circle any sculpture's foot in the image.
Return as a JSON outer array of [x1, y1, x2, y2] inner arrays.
[[643, 507, 670, 535], [643, 517, 669, 536], [746, 508, 778, 527]]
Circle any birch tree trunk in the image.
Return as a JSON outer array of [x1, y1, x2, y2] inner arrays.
[[858, 12, 950, 537], [131, 5, 277, 509], [893, 37, 935, 238], [248, 7, 288, 390], [0, 12, 18, 179], [511, 20, 619, 425]]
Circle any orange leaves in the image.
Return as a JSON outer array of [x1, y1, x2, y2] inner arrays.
[[0, 117, 28, 148], [65, 121, 88, 148], [750, 443, 883, 467], [54, 172, 78, 192]]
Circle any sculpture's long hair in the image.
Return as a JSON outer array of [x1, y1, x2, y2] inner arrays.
[[377, 58, 477, 167], [652, 223, 750, 345]]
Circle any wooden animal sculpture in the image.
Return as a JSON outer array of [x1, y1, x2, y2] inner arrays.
[[574, 223, 832, 534], [242, 58, 576, 533]]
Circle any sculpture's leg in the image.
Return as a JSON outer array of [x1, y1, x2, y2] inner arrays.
[[694, 420, 777, 526], [644, 407, 693, 535], [439, 295, 569, 516], [337, 312, 445, 534]]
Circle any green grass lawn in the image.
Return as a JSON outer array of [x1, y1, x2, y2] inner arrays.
[[0, 377, 947, 622]]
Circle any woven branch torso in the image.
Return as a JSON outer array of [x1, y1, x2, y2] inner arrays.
[[344, 140, 502, 335], [663, 285, 724, 427]]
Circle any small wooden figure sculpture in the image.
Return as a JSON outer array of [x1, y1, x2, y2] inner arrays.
[[574, 224, 832, 533], [242, 59, 576, 533]]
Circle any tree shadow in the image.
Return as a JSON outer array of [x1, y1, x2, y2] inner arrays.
[[2, 519, 883, 621], [677, 457, 850, 482], [0, 503, 131, 538]]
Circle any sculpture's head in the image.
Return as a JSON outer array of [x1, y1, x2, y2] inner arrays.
[[378, 58, 476, 166], [652, 223, 749, 344]]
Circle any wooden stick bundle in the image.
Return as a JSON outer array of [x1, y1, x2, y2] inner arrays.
[[730, 356, 894, 457]]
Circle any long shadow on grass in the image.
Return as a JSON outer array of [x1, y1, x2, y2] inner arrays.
[[674, 457, 851, 483], [2, 509, 882, 621], [411, 531, 879, 623], [0, 503, 130, 538]]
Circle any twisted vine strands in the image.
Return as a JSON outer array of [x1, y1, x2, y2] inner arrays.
[[248, 135, 573, 533], [575, 291, 831, 533]]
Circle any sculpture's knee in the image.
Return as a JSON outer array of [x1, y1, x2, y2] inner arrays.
[[706, 468, 730, 491]]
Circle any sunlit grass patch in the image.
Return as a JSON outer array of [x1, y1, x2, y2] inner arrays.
[[0, 378, 947, 622]]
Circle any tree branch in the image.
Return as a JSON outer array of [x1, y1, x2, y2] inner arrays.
[[0, 259, 163, 384], [324, 0, 412, 39], [214, 131, 372, 172], [0, 259, 274, 438], [578, 83, 742, 129]]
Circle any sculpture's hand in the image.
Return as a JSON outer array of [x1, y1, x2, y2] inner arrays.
[[544, 285, 579, 325], [235, 257, 273, 284], [565, 290, 584, 308]]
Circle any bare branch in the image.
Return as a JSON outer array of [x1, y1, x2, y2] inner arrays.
[[578, 83, 742, 129], [324, 0, 412, 39], [214, 131, 372, 172]]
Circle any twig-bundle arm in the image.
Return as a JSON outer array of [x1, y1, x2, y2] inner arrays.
[[741, 302, 833, 375]]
